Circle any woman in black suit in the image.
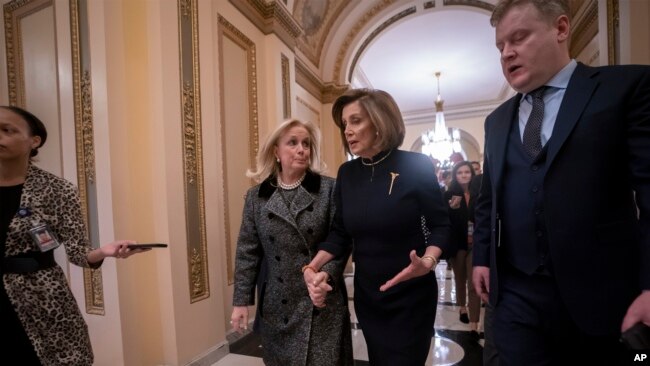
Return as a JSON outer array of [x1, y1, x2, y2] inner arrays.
[[303, 89, 450, 365]]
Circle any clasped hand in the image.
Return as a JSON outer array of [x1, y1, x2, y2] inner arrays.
[[304, 269, 332, 308], [379, 250, 434, 292]]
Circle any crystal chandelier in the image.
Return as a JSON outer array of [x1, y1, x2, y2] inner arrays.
[[421, 72, 462, 167]]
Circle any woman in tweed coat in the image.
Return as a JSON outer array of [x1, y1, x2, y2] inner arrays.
[[0, 106, 146, 365], [231, 119, 353, 366]]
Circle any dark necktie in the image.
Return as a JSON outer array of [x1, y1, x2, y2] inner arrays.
[[522, 86, 547, 158]]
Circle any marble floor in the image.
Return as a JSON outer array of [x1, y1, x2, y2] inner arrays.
[[214, 261, 485, 365]]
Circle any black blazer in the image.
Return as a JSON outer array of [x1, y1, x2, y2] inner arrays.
[[473, 62, 650, 335], [444, 189, 475, 255]]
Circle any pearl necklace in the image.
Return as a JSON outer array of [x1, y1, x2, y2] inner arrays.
[[277, 173, 306, 190]]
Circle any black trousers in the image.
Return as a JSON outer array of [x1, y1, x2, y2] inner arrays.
[[493, 263, 625, 366], [1, 284, 41, 365]]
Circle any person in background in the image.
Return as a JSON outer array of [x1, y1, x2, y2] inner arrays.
[[438, 169, 452, 191], [445, 161, 481, 339], [473, 0, 650, 364], [470, 160, 482, 176], [303, 88, 450, 365], [468, 161, 483, 203], [231, 119, 353, 366], [0, 106, 147, 365]]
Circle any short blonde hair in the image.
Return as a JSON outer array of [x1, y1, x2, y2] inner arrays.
[[490, 0, 570, 27], [247, 119, 326, 183], [331, 88, 405, 155]]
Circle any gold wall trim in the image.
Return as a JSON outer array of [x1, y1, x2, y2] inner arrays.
[[606, 0, 619, 65], [228, 0, 301, 50], [296, 56, 347, 104], [70, 0, 104, 315], [217, 14, 259, 285], [569, 0, 598, 59], [3, 0, 52, 106], [332, 0, 396, 85], [179, 0, 209, 302], [281, 53, 291, 118]]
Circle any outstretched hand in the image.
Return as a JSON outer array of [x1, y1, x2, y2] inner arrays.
[[379, 250, 434, 292], [100, 240, 150, 259]]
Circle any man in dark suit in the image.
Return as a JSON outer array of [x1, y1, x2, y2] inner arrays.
[[472, 0, 650, 364]]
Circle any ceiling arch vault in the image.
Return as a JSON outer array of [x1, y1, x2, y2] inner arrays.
[[230, 0, 599, 123]]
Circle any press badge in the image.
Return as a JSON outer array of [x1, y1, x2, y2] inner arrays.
[[29, 224, 61, 252]]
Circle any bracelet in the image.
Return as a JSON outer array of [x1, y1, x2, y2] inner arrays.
[[301, 264, 318, 274], [421, 255, 438, 270]]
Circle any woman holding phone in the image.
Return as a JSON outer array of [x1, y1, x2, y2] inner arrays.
[[0, 106, 147, 365]]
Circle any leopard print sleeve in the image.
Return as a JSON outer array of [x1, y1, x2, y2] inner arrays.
[[54, 177, 94, 268]]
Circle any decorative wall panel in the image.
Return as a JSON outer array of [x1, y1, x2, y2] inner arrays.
[[179, 0, 210, 302], [281, 53, 291, 118], [607, 0, 619, 65], [70, 0, 104, 315], [217, 14, 258, 285], [4, 0, 52, 106]]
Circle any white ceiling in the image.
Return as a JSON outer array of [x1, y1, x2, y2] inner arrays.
[[352, 7, 513, 122]]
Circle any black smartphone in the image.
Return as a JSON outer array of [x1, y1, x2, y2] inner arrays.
[[620, 322, 650, 350], [127, 243, 168, 249]]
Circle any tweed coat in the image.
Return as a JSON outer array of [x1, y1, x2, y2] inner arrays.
[[233, 172, 353, 366], [2, 165, 99, 365]]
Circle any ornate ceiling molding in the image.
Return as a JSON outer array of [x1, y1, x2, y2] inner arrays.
[[294, 0, 347, 68], [228, 0, 302, 50], [295, 57, 347, 104], [332, 0, 397, 85], [443, 0, 495, 13], [347, 6, 416, 82]]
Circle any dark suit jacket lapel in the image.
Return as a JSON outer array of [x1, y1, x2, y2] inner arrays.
[[490, 96, 519, 189], [547, 63, 599, 167]]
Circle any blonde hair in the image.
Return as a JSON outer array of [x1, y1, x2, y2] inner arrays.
[[247, 119, 326, 183], [490, 0, 570, 27], [331, 88, 405, 155]]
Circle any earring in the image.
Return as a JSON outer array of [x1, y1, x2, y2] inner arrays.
[[376, 131, 379, 136], [276, 158, 280, 163]]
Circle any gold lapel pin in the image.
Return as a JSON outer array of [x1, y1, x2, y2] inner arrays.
[[389, 172, 399, 195]]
